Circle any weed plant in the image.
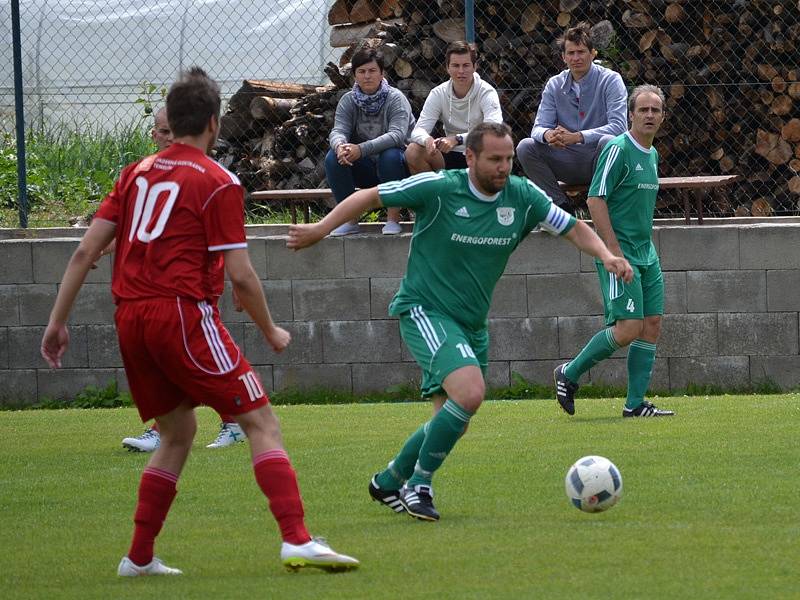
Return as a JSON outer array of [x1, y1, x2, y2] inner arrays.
[[1, 122, 154, 227]]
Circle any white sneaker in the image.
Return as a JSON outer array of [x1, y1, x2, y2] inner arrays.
[[329, 222, 361, 237], [280, 537, 360, 572], [117, 556, 182, 576], [122, 428, 160, 453], [381, 220, 402, 235], [206, 422, 247, 448]]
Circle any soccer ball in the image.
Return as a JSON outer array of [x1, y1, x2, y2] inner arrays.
[[565, 455, 623, 513]]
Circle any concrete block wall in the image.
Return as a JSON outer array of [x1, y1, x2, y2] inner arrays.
[[1, 221, 799, 406]]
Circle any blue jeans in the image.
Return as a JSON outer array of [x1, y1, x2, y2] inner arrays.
[[325, 147, 408, 204]]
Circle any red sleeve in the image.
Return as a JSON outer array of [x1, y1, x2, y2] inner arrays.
[[203, 183, 247, 251], [94, 163, 135, 224]]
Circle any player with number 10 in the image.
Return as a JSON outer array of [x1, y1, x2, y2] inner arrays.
[[40, 67, 358, 575]]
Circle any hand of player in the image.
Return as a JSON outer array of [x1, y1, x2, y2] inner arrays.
[[602, 256, 634, 284], [287, 223, 327, 250], [264, 325, 291, 353], [41, 322, 70, 368]]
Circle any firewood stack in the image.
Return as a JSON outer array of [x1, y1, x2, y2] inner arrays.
[[216, 0, 800, 218]]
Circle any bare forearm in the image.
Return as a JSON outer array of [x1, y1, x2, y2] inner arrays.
[[231, 267, 275, 336], [49, 248, 96, 324], [564, 220, 617, 262], [587, 197, 622, 256]]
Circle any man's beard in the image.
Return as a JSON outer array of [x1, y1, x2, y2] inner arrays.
[[476, 171, 507, 194]]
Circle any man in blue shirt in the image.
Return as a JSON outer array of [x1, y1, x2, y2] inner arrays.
[[517, 22, 627, 214]]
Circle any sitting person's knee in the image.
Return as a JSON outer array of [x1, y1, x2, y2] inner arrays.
[[377, 148, 407, 181]]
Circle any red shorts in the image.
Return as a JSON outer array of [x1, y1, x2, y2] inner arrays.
[[115, 297, 269, 422]]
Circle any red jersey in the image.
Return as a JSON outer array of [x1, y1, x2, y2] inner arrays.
[[94, 143, 246, 302]]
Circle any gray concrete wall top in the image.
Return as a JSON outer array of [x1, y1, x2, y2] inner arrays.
[[1, 220, 800, 405]]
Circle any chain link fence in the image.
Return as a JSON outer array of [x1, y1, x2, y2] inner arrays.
[[4, 0, 800, 226], [1, 0, 340, 226]]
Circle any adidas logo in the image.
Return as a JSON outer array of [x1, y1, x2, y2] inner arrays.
[[635, 163, 644, 171], [455, 206, 470, 217]]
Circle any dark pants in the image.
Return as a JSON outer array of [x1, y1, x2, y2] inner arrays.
[[516, 136, 613, 210], [325, 147, 408, 203]]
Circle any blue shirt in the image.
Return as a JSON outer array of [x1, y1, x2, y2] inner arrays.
[[531, 62, 627, 149]]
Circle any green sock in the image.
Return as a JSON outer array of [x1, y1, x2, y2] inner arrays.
[[564, 328, 620, 383], [407, 399, 472, 488], [375, 422, 429, 490], [626, 339, 657, 410]]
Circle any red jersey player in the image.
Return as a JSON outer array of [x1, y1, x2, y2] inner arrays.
[[41, 67, 359, 575], [118, 106, 246, 453]]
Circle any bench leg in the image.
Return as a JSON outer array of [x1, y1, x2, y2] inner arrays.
[[290, 206, 297, 225], [682, 189, 690, 224], [692, 189, 706, 225], [304, 203, 311, 224]]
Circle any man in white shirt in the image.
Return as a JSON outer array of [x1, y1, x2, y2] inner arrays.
[[405, 41, 503, 175]]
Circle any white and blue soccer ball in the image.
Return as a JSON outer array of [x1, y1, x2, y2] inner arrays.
[[565, 455, 623, 513]]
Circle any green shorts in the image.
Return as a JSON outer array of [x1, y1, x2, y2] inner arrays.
[[399, 305, 489, 398], [596, 259, 664, 326]]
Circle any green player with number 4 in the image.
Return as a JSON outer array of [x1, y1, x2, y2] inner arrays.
[[554, 84, 675, 419], [287, 122, 632, 522]]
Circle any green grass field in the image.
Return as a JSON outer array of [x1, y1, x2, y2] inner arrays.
[[1, 395, 798, 599]]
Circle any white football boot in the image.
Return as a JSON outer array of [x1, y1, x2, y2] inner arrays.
[[117, 556, 182, 576], [122, 428, 160, 453], [206, 422, 247, 448], [280, 538, 360, 572]]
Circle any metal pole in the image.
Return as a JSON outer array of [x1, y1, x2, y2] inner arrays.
[[464, 0, 475, 43], [11, 0, 28, 228]]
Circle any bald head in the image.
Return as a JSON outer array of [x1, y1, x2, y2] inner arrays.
[[151, 107, 173, 151]]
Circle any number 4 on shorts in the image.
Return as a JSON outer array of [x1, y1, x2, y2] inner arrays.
[[626, 298, 635, 313]]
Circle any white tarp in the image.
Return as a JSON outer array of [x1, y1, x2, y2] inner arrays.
[[1, 0, 339, 128]]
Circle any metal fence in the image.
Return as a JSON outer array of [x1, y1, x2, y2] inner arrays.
[[4, 0, 800, 226]]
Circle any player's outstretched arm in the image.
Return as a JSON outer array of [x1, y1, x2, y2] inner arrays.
[[41, 219, 116, 368], [286, 187, 383, 250], [225, 248, 290, 353], [564, 220, 633, 283]]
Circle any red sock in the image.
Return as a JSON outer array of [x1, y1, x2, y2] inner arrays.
[[127, 467, 178, 566], [151, 422, 159, 433], [220, 414, 235, 424], [253, 450, 311, 545]]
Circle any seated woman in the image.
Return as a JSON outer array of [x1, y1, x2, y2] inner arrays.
[[326, 47, 416, 235]]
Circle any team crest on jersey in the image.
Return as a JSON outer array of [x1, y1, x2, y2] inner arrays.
[[496, 207, 515, 226]]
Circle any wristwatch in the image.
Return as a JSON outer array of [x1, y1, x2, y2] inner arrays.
[[455, 134, 464, 146]]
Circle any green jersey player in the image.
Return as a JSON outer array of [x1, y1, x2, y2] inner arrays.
[[554, 84, 675, 418], [288, 122, 632, 521]]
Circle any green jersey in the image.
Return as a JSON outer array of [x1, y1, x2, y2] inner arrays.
[[379, 169, 576, 330], [588, 132, 659, 265]]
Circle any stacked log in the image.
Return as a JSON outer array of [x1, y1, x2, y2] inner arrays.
[[217, 0, 800, 218]]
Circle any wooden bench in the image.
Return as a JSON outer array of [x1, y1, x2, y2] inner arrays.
[[249, 189, 335, 224], [250, 175, 741, 225], [560, 175, 741, 224]]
